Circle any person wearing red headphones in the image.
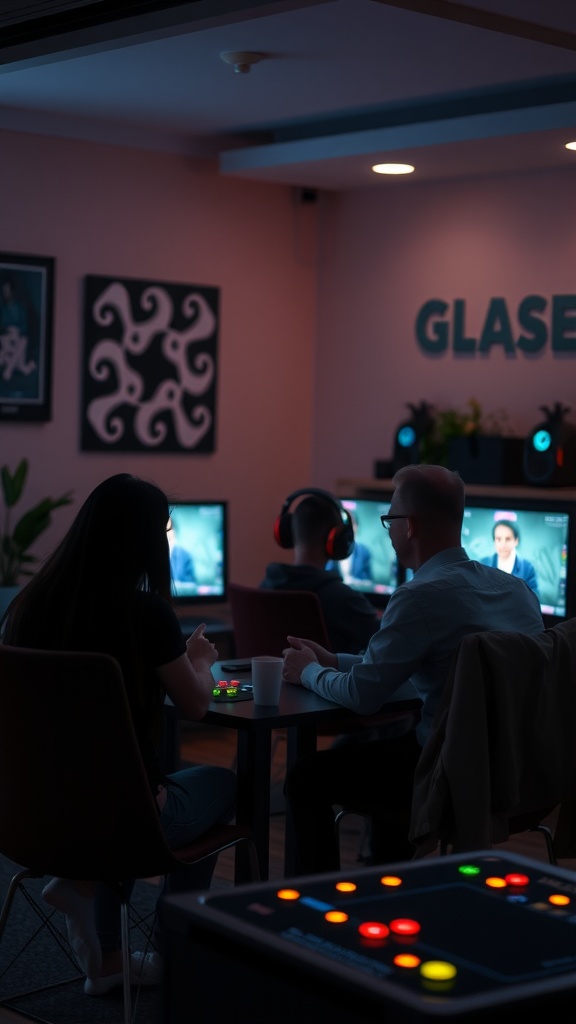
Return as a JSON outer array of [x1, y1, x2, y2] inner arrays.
[[261, 489, 380, 655]]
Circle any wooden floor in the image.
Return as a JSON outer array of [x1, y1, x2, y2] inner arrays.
[[182, 721, 376, 885], [2, 721, 575, 1023], [178, 721, 576, 882]]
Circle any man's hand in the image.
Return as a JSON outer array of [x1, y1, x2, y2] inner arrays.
[[282, 636, 337, 685]]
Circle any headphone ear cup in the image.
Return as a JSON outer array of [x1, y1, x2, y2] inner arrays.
[[275, 488, 353, 555], [325, 525, 344, 560], [325, 512, 355, 561], [274, 512, 294, 549]]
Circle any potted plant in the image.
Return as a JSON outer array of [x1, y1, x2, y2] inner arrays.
[[419, 398, 516, 481], [0, 458, 73, 620]]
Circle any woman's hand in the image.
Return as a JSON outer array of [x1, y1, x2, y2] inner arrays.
[[186, 622, 218, 671]]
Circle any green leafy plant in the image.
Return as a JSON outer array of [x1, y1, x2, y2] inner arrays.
[[420, 398, 511, 467], [0, 459, 73, 587]]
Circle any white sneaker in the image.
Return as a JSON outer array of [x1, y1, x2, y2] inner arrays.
[[130, 950, 163, 985], [42, 878, 101, 980], [84, 951, 163, 996]]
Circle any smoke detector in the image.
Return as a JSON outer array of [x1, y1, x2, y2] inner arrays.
[[220, 51, 266, 74]]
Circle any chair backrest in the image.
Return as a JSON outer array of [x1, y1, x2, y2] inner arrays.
[[0, 645, 186, 882], [228, 583, 331, 658], [409, 619, 576, 857]]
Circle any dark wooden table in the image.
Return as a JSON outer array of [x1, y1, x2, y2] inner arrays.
[[165, 661, 421, 882], [202, 662, 422, 882], [204, 662, 352, 881]]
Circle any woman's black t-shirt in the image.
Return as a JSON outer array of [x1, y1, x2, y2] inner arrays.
[[106, 592, 186, 793]]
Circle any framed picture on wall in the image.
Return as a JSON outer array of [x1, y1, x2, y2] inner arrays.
[[0, 253, 55, 422], [81, 274, 220, 453]]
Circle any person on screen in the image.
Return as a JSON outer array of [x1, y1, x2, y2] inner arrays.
[[480, 519, 539, 599], [167, 516, 197, 585], [281, 465, 544, 875], [0, 276, 28, 335], [260, 493, 379, 654], [1, 474, 236, 997], [0, 275, 37, 383], [325, 513, 373, 584]]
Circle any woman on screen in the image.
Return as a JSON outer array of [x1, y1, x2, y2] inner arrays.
[[480, 518, 540, 598]]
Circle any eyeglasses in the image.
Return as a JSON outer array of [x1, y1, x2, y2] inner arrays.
[[380, 514, 409, 532]]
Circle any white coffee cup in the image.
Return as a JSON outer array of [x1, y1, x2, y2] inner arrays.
[[251, 656, 283, 706]]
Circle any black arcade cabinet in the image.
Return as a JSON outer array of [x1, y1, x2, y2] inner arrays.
[[160, 850, 576, 1023]]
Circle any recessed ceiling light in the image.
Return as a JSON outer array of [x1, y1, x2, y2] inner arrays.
[[372, 162, 415, 175], [564, 141, 576, 151]]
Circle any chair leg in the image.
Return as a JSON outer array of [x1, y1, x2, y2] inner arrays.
[[531, 824, 557, 865], [0, 867, 32, 941], [240, 836, 261, 882], [334, 808, 346, 870], [0, 872, 83, 1010], [120, 895, 133, 1024], [335, 809, 372, 867]]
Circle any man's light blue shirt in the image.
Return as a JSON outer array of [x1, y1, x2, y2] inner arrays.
[[300, 547, 544, 746]]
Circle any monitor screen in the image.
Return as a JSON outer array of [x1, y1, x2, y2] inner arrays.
[[328, 496, 399, 607], [168, 500, 228, 605], [461, 499, 572, 622]]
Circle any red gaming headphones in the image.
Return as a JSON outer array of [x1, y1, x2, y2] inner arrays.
[[273, 488, 355, 561]]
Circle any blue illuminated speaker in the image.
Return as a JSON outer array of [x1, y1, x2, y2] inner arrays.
[[393, 401, 435, 472], [523, 403, 576, 486], [394, 423, 419, 469]]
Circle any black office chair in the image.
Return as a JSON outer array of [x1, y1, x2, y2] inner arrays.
[[0, 645, 260, 1024], [229, 581, 420, 749]]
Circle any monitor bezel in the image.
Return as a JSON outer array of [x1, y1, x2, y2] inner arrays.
[[461, 493, 574, 626], [168, 499, 228, 608], [335, 494, 400, 609]]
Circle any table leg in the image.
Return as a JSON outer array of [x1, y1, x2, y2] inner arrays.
[[284, 723, 318, 877], [234, 729, 272, 883]]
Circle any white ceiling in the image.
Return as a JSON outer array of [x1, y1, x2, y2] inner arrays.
[[1, 0, 576, 190]]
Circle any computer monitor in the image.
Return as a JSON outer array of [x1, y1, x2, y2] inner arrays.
[[329, 496, 399, 607], [461, 497, 573, 623], [168, 500, 228, 606]]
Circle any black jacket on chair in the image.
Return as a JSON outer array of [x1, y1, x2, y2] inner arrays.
[[409, 618, 576, 857]]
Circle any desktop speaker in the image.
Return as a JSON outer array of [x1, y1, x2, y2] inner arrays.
[[273, 488, 354, 561], [448, 436, 525, 485], [392, 400, 435, 473], [523, 402, 576, 486]]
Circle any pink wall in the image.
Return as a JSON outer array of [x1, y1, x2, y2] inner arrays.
[[1, 130, 317, 585], [4, 127, 576, 590], [313, 167, 576, 489]]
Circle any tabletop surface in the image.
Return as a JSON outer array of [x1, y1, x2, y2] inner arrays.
[[206, 661, 351, 727], [206, 661, 421, 728]]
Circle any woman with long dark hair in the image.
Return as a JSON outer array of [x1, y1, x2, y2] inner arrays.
[[2, 473, 236, 996]]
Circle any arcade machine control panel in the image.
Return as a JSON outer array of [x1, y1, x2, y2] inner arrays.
[[161, 850, 576, 1024]]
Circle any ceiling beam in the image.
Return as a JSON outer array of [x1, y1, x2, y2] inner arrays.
[[0, 0, 318, 64], [372, 0, 576, 51]]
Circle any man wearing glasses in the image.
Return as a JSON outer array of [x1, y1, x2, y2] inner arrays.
[[283, 464, 544, 875]]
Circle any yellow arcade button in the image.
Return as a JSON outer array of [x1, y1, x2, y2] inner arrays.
[[420, 960, 457, 981]]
